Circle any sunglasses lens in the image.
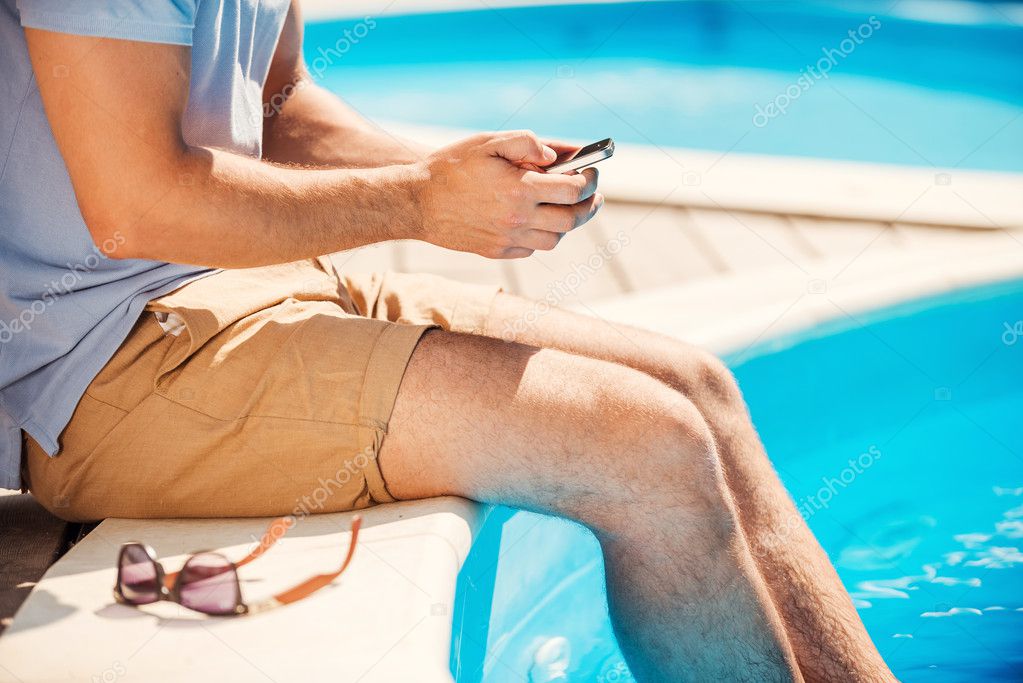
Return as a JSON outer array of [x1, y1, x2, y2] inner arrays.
[[179, 553, 240, 615], [118, 545, 160, 605]]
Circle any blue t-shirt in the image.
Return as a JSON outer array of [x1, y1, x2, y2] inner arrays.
[[0, 0, 290, 489]]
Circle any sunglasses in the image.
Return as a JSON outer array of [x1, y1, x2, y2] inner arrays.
[[113, 515, 362, 616]]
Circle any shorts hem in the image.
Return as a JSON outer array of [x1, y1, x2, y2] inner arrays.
[[357, 322, 436, 503]]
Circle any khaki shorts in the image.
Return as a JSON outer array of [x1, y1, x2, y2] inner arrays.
[[24, 258, 500, 522]]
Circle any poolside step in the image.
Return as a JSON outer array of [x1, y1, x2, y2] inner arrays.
[[0, 497, 479, 682], [582, 240, 1023, 356]]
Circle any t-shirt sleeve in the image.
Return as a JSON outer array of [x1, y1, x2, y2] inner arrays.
[[16, 0, 197, 46]]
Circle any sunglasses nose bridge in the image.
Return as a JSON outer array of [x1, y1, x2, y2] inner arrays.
[[136, 545, 172, 592]]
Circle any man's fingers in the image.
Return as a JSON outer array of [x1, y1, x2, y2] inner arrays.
[[475, 131, 601, 260], [526, 167, 599, 205], [532, 193, 604, 233], [500, 247, 535, 259], [517, 229, 563, 252], [490, 193, 603, 259], [538, 138, 581, 158], [487, 130, 556, 166]]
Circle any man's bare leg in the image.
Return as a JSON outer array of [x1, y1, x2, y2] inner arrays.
[[378, 331, 801, 682], [485, 293, 894, 683]]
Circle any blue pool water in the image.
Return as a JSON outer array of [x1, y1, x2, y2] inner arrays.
[[307, 1, 1023, 171], [451, 279, 1023, 682]]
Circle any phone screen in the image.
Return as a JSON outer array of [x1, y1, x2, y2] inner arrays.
[[554, 138, 612, 165]]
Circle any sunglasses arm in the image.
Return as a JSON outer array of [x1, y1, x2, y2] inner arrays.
[[160, 516, 295, 589], [235, 516, 294, 569], [246, 515, 362, 614]]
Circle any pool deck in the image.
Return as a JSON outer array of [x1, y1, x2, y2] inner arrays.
[[2, 132, 1022, 681], [334, 180, 1023, 314]]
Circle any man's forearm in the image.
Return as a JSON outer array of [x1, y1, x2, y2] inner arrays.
[[261, 78, 431, 169], [27, 30, 599, 272], [103, 146, 424, 268]]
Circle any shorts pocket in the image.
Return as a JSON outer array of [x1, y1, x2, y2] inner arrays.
[[153, 298, 323, 421]]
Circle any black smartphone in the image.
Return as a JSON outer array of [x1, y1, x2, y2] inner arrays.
[[545, 138, 615, 174]]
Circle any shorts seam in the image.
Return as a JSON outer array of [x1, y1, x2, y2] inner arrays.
[[80, 390, 133, 415], [147, 391, 378, 429]]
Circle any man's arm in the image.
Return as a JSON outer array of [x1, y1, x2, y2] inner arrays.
[[26, 29, 600, 268], [260, 1, 430, 168]]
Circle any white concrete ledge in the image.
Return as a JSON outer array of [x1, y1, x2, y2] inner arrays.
[[0, 497, 480, 683], [598, 144, 1023, 231], [302, 0, 1023, 26], [583, 241, 1023, 356], [302, 0, 673, 21]]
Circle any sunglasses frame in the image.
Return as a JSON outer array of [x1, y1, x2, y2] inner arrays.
[[113, 515, 362, 616], [114, 544, 247, 615]]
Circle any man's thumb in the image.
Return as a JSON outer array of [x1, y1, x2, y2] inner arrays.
[[490, 131, 557, 165]]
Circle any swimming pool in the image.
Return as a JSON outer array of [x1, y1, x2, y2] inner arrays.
[[307, 1, 1023, 172], [450, 278, 1023, 682]]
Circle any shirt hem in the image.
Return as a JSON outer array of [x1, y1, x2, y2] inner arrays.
[[7, 269, 217, 488], [19, 9, 194, 46], [0, 419, 20, 490]]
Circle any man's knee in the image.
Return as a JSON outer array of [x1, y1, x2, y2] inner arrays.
[[582, 376, 736, 537], [652, 392, 736, 526], [666, 347, 747, 416], [649, 393, 723, 491]]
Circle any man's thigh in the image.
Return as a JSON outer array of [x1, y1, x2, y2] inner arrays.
[[482, 292, 719, 390], [343, 273, 700, 388], [477, 293, 768, 486], [377, 328, 724, 530]]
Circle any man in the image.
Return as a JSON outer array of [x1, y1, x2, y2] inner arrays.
[[0, 1, 894, 680]]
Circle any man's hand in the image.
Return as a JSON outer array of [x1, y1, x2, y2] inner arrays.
[[417, 131, 602, 259]]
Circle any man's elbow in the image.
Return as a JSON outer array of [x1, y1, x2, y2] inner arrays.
[[74, 148, 202, 262], [75, 159, 198, 261], [78, 200, 148, 261]]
